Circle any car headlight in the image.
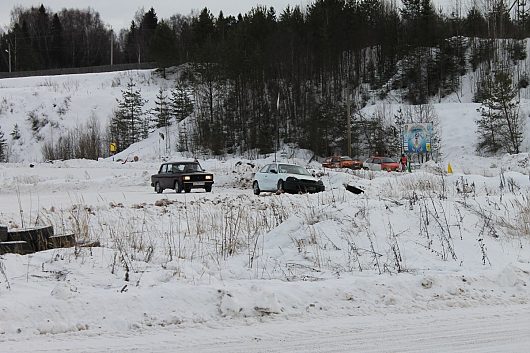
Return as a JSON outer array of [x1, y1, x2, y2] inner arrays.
[[184, 176, 191, 181], [205, 175, 212, 180]]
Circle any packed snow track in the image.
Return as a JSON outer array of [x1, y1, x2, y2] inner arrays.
[[3, 304, 530, 352]]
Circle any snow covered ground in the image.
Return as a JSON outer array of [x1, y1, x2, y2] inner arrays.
[[2, 70, 530, 351]]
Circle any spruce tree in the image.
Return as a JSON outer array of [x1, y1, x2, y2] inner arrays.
[[477, 70, 523, 154], [112, 79, 147, 151], [170, 81, 194, 122], [150, 21, 178, 78], [10, 124, 21, 140], [151, 88, 171, 154], [152, 88, 171, 129], [0, 128, 7, 162]]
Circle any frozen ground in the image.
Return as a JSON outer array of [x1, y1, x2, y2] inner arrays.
[[2, 69, 530, 351], [1, 156, 530, 351]]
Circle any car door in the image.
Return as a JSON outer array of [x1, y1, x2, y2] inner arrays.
[[266, 163, 280, 190], [373, 158, 382, 171], [256, 164, 271, 191], [364, 158, 374, 170], [158, 164, 171, 188]]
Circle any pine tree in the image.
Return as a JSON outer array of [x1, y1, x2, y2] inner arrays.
[[10, 124, 21, 140], [477, 70, 523, 154], [152, 88, 171, 129], [140, 7, 158, 62], [112, 79, 147, 151], [151, 88, 171, 154], [50, 14, 63, 68], [476, 76, 503, 154], [150, 21, 178, 78], [170, 81, 194, 122], [0, 128, 7, 162], [177, 123, 189, 152]]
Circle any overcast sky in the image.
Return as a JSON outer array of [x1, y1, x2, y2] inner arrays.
[[0, 1, 311, 31]]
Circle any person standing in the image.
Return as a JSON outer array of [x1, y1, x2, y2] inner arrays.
[[400, 154, 408, 172]]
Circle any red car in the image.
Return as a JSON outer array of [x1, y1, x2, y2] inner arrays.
[[322, 156, 363, 169], [363, 157, 400, 172]]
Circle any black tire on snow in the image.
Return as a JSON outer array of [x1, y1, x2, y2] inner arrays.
[[277, 180, 284, 192], [253, 181, 260, 195]]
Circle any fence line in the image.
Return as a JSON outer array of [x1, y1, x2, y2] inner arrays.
[[0, 62, 157, 79]]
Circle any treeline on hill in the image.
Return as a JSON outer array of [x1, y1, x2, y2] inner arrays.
[[1, 0, 529, 160]]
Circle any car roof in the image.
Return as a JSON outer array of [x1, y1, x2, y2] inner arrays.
[[270, 162, 301, 166], [165, 161, 198, 164]]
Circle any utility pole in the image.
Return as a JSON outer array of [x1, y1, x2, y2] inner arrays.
[[110, 29, 114, 66], [275, 92, 280, 162], [4, 43, 11, 73], [345, 87, 352, 157]]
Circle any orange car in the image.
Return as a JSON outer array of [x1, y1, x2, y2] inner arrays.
[[322, 156, 363, 169]]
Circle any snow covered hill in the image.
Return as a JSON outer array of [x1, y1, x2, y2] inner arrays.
[[0, 70, 165, 162]]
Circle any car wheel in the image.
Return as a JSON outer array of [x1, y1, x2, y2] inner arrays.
[[184, 186, 191, 193], [205, 184, 212, 192], [154, 182, 163, 194], [277, 180, 284, 192], [253, 181, 260, 195], [175, 182, 183, 193]]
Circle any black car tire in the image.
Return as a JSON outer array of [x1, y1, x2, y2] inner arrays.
[[253, 181, 260, 195], [277, 180, 284, 192], [154, 182, 163, 194], [184, 185, 191, 193], [175, 182, 183, 193], [205, 184, 212, 192]]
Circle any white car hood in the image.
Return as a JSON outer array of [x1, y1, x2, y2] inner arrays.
[[281, 173, 320, 182]]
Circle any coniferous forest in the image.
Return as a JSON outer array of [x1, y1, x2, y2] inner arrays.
[[1, 0, 529, 157]]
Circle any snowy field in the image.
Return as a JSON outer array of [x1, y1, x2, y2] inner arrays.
[[2, 70, 530, 351]]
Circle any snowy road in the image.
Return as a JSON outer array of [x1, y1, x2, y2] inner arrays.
[[3, 304, 530, 352]]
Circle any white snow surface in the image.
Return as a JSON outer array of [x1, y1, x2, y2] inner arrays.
[[1, 69, 530, 351]]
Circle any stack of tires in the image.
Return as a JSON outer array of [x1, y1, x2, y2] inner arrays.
[[0, 225, 76, 255]]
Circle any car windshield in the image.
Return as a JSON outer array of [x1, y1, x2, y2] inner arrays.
[[382, 157, 396, 163], [173, 163, 203, 172], [340, 156, 353, 161], [278, 164, 311, 176]]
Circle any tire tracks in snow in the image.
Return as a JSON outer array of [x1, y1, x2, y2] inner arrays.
[[2, 303, 530, 352]]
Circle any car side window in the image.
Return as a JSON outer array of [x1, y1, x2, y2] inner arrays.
[[160, 164, 168, 174], [270, 164, 278, 173]]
